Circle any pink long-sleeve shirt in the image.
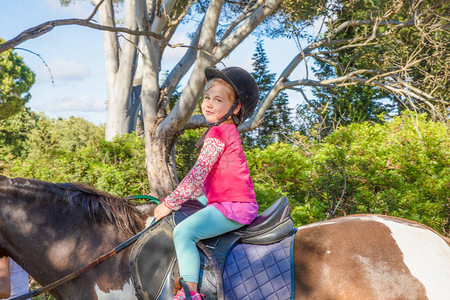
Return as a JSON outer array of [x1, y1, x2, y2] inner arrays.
[[164, 123, 258, 224]]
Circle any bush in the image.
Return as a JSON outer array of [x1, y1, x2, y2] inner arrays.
[[2, 111, 448, 234], [246, 113, 449, 234], [4, 115, 149, 198], [0, 107, 40, 171]]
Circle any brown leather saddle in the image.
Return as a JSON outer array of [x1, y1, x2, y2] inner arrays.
[[129, 197, 294, 300]]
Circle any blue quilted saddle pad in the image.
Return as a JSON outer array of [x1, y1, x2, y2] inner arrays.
[[222, 235, 294, 300]]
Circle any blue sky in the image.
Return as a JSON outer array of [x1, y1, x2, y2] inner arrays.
[[1, 0, 311, 125]]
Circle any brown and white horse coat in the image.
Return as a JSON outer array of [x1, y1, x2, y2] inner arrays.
[[293, 215, 450, 299]]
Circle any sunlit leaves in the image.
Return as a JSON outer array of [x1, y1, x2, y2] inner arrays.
[[246, 113, 449, 234], [0, 39, 35, 119]]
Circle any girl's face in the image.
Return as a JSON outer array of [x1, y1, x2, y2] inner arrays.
[[202, 82, 237, 124]]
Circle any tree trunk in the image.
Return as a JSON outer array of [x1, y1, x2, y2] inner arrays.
[[143, 121, 179, 198], [105, 85, 135, 140], [97, 0, 138, 140]]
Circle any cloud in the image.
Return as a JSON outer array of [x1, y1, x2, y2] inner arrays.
[[46, 59, 90, 81], [33, 95, 106, 114], [54, 95, 105, 113]]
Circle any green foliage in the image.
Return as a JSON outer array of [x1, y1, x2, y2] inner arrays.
[[3, 111, 448, 236], [297, 85, 391, 140], [246, 113, 449, 235], [246, 141, 325, 225], [0, 39, 35, 119], [3, 114, 149, 198], [280, 0, 328, 22], [0, 107, 40, 171], [175, 128, 204, 179], [307, 0, 449, 123]]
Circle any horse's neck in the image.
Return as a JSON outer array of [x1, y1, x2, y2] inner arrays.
[[0, 178, 158, 298], [1, 201, 130, 287], [135, 203, 156, 226]]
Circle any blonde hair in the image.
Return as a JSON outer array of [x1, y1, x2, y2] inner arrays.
[[204, 78, 237, 103]]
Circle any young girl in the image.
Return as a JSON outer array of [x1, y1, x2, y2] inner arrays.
[[154, 66, 260, 300]]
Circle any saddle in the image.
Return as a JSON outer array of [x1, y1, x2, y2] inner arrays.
[[130, 197, 294, 300]]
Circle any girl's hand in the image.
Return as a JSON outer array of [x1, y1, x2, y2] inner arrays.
[[154, 202, 173, 221]]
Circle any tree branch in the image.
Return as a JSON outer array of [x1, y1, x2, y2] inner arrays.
[[284, 72, 445, 120], [160, 17, 205, 112], [220, 0, 263, 41], [0, 18, 170, 53], [14, 47, 55, 87], [213, 0, 281, 59], [0, 0, 172, 54], [185, 114, 208, 129], [240, 4, 446, 133]]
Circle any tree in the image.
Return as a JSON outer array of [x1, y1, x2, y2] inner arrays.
[[0, 39, 35, 119], [242, 40, 293, 148], [3, 0, 282, 196], [293, 0, 449, 139], [1, 0, 447, 197], [3, 114, 149, 198], [275, 0, 449, 133], [296, 84, 391, 140]]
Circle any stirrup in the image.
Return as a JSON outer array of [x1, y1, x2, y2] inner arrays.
[[173, 277, 183, 295], [174, 277, 192, 300]]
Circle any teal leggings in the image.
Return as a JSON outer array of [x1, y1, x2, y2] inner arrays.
[[173, 205, 244, 283]]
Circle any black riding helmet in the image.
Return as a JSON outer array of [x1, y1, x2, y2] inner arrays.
[[204, 66, 259, 125], [195, 66, 259, 148]]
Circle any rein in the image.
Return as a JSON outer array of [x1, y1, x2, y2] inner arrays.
[[11, 197, 160, 300]]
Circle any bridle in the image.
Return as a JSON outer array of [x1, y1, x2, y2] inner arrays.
[[10, 197, 160, 300]]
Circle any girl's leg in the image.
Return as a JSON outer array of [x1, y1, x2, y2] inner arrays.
[[173, 206, 243, 289]]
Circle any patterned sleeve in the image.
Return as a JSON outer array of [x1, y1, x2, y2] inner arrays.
[[164, 137, 225, 210]]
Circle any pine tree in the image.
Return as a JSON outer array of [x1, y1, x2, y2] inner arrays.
[[242, 40, 293, 148]]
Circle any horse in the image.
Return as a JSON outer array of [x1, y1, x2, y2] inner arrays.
[[0, 175, 449, 300]]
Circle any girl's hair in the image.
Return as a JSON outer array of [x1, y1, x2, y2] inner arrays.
[[204, 78, 237, 103]]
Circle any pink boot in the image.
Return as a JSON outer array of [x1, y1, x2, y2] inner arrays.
[[173, 289, 186, 300], [190, 291, 204, 300], [173, 289, 204, 300]]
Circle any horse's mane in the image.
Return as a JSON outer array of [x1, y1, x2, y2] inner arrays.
[[0, 175, 143, 235]]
